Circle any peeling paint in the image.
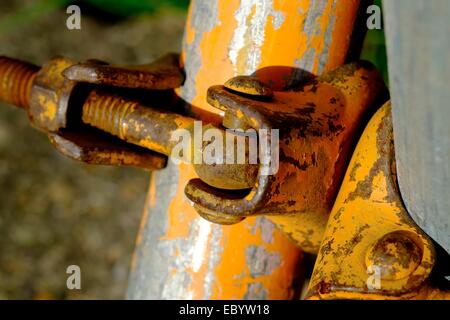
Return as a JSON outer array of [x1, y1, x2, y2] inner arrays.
[[307, 103, 437, 299], [244, 282, 268, 300], [180, 0, 220, 105], [203, 224, 223, 299], [298, 1, 328, 72], [229, 0, 285, 74], [192, 219, 212, 273], [127, 161, 179, 299], [250, 217, 275, 244], [128, 0, 363, 300], [246, 245, 281, 278], [319, 0, 337, 74]]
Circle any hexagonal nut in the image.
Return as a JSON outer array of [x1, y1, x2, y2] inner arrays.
[[28, 56, 78, 132]]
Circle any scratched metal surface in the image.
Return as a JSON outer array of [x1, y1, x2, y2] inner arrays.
[[127, 0, 360, 299], [384, 1, 450, 254]]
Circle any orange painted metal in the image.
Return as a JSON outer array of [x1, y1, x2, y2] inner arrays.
[[128, 0, 362, 299], [187, 62, 388, 253]]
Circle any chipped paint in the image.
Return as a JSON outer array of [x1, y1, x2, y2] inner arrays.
[[319, 0, 337, 73], [203, 224, 223, 299], [229, 0, 285, 74], [306, 103, 441, 299], [298, 0, 336, 74], [129, 0, 363, 299], [186, 62, 389, 253], [244, 282, 268, 299], [127, 161, 179, 299], [246, 245, 281, 277], [0, 0, 381, 301], [250, 217, 275, 244], [192, 219, 212, 273], [180, 0, 220, 107]]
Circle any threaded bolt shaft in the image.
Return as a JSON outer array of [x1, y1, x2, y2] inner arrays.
[[0, 56, 39, 109], [82, 90, 139, 141], [0, 56, 191, 158], [81, 89, 196, 157]]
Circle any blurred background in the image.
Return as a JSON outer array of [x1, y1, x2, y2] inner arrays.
[[0, 0, 188, 299], [0, 0, 386, 299]]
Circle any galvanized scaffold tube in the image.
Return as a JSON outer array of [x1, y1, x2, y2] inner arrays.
[[127, 0, 363, 299]]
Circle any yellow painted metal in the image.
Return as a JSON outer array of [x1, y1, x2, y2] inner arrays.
[[307, 102, 449, 299]]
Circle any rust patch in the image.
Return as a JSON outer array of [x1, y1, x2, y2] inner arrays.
[[185, 61, 388, 253]]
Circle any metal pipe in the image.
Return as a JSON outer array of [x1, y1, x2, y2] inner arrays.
[[127, 0, 362, 299]]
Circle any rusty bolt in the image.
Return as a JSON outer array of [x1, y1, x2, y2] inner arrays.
[[0, 56, 80, 132], [81, 92, 259, 190], [365, 231, 423, 281], [0, 56, 39, 109], [0, 55, 258, 190], [0, 55, 189, 153], [81, 89, 195, 156], [0, 56, 169, 170]]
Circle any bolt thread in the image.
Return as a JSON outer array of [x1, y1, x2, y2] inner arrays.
[[0, 56, 39, 109], [82, 90, 138, 140]]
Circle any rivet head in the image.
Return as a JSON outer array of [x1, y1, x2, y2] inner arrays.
[[365, 231, 423, 281], [224, 75, 273, 99]]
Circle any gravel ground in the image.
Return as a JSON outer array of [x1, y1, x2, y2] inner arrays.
[[0, 1, 185, 299]]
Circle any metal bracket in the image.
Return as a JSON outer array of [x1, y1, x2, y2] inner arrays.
[[185, 61, 389, 253], [306, 102, 450, 299]]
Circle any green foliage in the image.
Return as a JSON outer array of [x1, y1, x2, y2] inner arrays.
[[361, 29, 388, 85], [360, 0, 389, 85], [0, 0, 71, 31], [0, 0, 189, 33], [84, 0, 190, 17]]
